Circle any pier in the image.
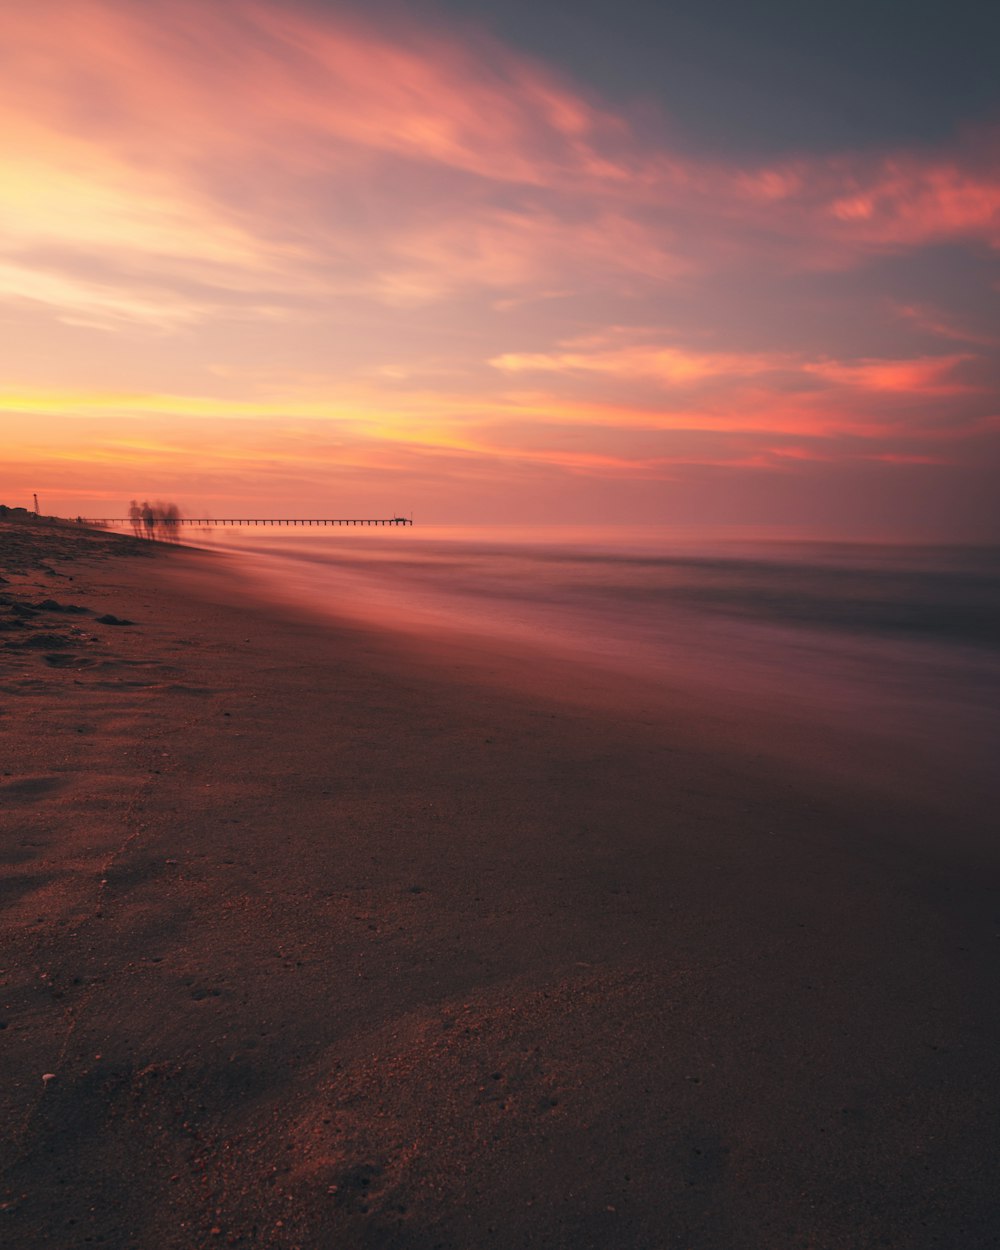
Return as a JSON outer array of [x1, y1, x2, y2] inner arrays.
[[84, 517, 413, 527]]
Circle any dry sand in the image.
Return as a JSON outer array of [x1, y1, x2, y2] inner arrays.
[[1, 519, 998, 1249]]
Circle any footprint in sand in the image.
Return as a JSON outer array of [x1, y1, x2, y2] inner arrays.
[[0, 871, 55, 910], [43, 653, 97, 668], [32, 599, 91, 616], [17, 633, 78, 649], [0, 775, 69, 802]]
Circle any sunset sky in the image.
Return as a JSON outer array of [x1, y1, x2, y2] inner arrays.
[[2, 0, 998, 535]]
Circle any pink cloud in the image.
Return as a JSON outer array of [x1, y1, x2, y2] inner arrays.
[[802, 354, 974, 395], [892, 303, 999, 347], [2, 0, 997, 321], [822, 154, 1000, 249], [491, 338, 980, 410]]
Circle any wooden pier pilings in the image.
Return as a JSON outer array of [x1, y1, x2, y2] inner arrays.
[[83, 518, 413, 527]]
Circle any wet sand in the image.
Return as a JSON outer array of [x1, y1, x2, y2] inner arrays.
[[2, 519, 998, 1249]]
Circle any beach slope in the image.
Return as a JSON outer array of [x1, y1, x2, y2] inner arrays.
[[1, 520, 998, 1248]]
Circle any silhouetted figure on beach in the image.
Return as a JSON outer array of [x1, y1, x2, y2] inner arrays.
[[160, 502, 182, 542], [127, 498, 184, 540]]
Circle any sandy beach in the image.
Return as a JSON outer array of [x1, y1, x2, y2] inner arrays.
[[2, 519, 999, 1249]]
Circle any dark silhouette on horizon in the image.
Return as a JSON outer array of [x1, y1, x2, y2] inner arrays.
[[129, 500, 184, 541]]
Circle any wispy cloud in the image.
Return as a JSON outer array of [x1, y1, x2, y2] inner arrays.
[[3, 0, 997, 320]]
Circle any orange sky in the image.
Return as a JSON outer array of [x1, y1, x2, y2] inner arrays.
[[2, 0, 998, 535]]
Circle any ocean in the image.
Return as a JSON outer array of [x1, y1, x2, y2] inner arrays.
[[163, 523, 1000, 805]]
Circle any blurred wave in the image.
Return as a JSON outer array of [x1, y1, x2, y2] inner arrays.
[[188, 525, 1000, 648], [172, 525, 999, 798]]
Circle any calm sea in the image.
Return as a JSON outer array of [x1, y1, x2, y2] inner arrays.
[[163, 524, 998, 792]]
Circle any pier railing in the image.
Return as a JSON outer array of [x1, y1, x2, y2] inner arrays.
[[83, 517, 413, 527]]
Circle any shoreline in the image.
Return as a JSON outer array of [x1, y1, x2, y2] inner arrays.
[[176, 526, 999, 834], [2, 521, 999, 1248]]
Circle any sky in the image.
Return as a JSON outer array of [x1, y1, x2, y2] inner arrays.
[[2, 0, 998, 536]]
